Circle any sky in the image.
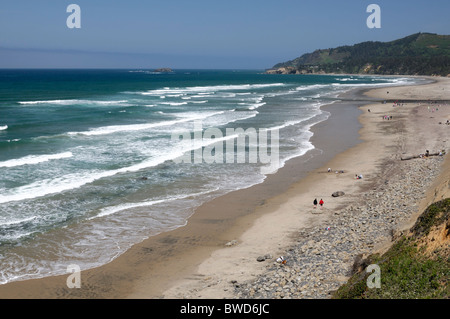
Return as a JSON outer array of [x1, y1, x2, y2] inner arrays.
[[0, 0, 449, 69]]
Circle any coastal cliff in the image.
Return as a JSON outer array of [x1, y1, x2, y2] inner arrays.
[[267, 33, 450, 76], [333, 197, 449, 299]]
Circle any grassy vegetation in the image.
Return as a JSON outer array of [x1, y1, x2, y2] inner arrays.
[[332, 198, 450, 299]]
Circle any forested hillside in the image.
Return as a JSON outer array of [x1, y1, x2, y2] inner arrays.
[[267, 33, 450, 76]]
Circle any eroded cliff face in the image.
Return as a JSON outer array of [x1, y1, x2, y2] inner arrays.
[[265, 67, 327, 75], [419, 155, 450, 215]]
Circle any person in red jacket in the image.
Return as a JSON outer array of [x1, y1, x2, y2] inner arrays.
[[319, 198, 324, 208]]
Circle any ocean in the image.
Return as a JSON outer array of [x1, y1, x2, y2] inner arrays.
[[0, 69, 421, 284]]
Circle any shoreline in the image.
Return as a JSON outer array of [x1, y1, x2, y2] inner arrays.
[[231, 77, 450, 298], [0, 76, 448, 299], [160, 76, 450, 299]]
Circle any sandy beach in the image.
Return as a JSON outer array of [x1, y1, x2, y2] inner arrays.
[[162, 76, 450, 299], [0, 76, 449, 299]]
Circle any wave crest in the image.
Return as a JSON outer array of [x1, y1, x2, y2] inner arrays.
[[0, 152, 73, 168]]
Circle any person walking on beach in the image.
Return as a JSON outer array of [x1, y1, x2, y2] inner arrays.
[[313, 198, 318, 209], [319, 198, 324, 209]]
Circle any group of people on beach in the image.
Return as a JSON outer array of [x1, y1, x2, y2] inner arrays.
[[314, 168, 364, 210], [427, 106, 440, 113], [382, 115, 393, 120], [313, 198, 324, 209], [417, 149, 446, 159], [420, 100, 448, 113], [328, 167, 344, 174], [393, 101, 405, 107], [381, 100, 405, 107]]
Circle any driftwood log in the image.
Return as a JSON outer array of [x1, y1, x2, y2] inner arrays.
[[401, 152, 442, 161]]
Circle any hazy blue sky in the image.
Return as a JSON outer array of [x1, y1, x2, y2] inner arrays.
[[0, 0, 449, 69]]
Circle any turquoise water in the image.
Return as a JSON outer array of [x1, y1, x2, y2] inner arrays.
[[0, 69, 420, 283]]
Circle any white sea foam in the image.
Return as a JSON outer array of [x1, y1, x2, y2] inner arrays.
[[159, 102, 188, 106], [166, 110, 252, 130], [295, 84, 330, 91], [90, 188, 219, 220], [0, 231, 35, 242], [189, 94, 213, 98], [263, 107, 323, 133], [225, 111, 258, 123], [266, 91, 296, 97], [18, 99, 130, 106], [0, 172, 95, 204], [129, 70, 168, 74], [0, 152, 73, 168], [263, 108, 330, 174], [331, 78, 413, 88], [139, 83, 286, 96], [0, 125, 7, 131], [248, 102, 266, 110], [91, 199, 169, 220], [216, 92, 236, 98], [189, 100, 208, 104], [338, 78, 358, 82], [0, 216, 37, 227], [0, 150, 184, 204], [0, 128, 234, 204], [67, 111, 223, 136]]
